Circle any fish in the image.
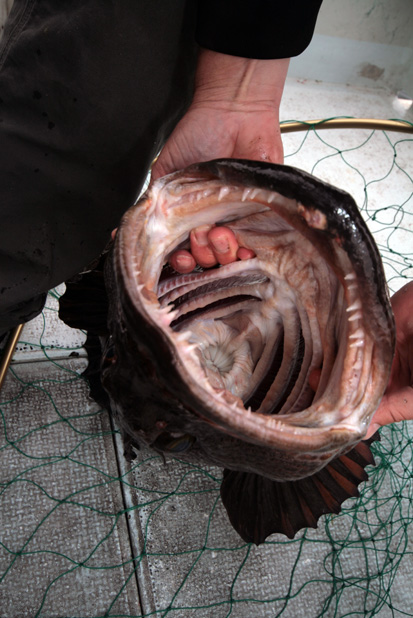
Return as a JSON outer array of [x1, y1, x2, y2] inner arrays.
[[60, 159, 395, 544]]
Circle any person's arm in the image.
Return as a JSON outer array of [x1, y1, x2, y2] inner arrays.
[[151, 49, 289, 180], [152, 0, 324, 178], [151, 49, 289, 271], [151, 1, 323, 271]]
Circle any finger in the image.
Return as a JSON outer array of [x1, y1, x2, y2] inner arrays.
[[365, 383, 413, 439], [169, 249, 196, 274], [190, 225, 218, 268], [373, 385, 413, 426], [237, 247, 255, 260], [208, 226, 239, 265], [365, 423, 381, 440]]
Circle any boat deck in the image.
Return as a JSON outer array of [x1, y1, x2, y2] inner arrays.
[[1, 78, 413, 617]]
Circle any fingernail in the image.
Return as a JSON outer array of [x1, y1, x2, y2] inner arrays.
[[192, 226, 211, 246], [177, 254, 193, 266], [211, 236, 229, 254]]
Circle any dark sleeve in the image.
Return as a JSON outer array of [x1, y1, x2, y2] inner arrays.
[[196, 0, 323, 59]]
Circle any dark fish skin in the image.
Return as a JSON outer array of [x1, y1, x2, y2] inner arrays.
[[60, 159, 395, 544]]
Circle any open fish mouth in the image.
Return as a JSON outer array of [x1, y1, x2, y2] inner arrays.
[[107, 160, 394, 465], [158, 213, 361, 422], [61, 159, 395, 542]]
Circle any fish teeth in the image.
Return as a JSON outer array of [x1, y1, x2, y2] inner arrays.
[[201, 376, 211, 388], [250, 188, 261, 199], [200, 188, 215, 201], [350, 339, 365, 348], [218, 186, 231, 201], [185, 343, 199, 355], [175, 331, 192, 345], [214, 390, 226, 401], [158, 304, 176, 317], [348, 310, 362, 322], [267, 417, 283, 430], [344, 272, 357, 281], [241, 188, 252, 202], [168, 309, 179, 322], [346, 299, 362, 312], [157, 305, 178, 326], [349, 328, 364, 340], [194, 188, 214, 202]]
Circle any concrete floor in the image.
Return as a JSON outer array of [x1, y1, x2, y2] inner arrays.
[[1, 80, 413, 617]]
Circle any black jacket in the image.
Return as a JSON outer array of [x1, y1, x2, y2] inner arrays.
[[196, 0, 323, 59]]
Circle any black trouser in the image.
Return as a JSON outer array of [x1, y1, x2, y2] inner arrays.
[[0, 0, 198, 334]]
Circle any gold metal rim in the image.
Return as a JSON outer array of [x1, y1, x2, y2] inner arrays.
[[0, 324, 24, 392], [280, 118, 413, 134]]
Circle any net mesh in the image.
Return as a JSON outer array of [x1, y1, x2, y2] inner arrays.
[[1, 119, 412, 618]]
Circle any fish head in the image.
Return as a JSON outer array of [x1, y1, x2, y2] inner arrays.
[[102, 159, 395, 482]]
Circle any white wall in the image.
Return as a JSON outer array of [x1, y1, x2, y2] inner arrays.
[[290, 0, 413, 94]]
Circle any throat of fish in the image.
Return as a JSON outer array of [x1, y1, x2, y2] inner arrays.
[[190, 320, 255, 399], [157, 239, 329, 418], [113, 161, 394, 449]]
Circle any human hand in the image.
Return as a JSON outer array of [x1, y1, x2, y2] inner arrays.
[[152, 49, 289, 273], [366, 281, 413, 438], [153, 97, 282, 272], [151, 99, 284, 182], [168, 225, 255, 273], [151, 49, 288, 181]]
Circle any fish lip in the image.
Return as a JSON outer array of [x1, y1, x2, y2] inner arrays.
[[113, 159, 394, 454]]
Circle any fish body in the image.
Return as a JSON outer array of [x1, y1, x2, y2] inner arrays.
[[64, 160, 395, 543]]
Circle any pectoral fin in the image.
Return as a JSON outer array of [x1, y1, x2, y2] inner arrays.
[[220, 435, 378, 545]]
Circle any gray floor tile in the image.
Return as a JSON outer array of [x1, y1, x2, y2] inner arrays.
[[0, 360, 141, 617]]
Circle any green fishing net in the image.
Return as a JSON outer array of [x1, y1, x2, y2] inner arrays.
[[1, 119, 412, 618]]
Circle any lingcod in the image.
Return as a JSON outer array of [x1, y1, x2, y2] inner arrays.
[[60, 159, 395, 544]]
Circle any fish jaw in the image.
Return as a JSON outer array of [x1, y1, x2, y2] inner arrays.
[[104, 159, 394, 481]]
